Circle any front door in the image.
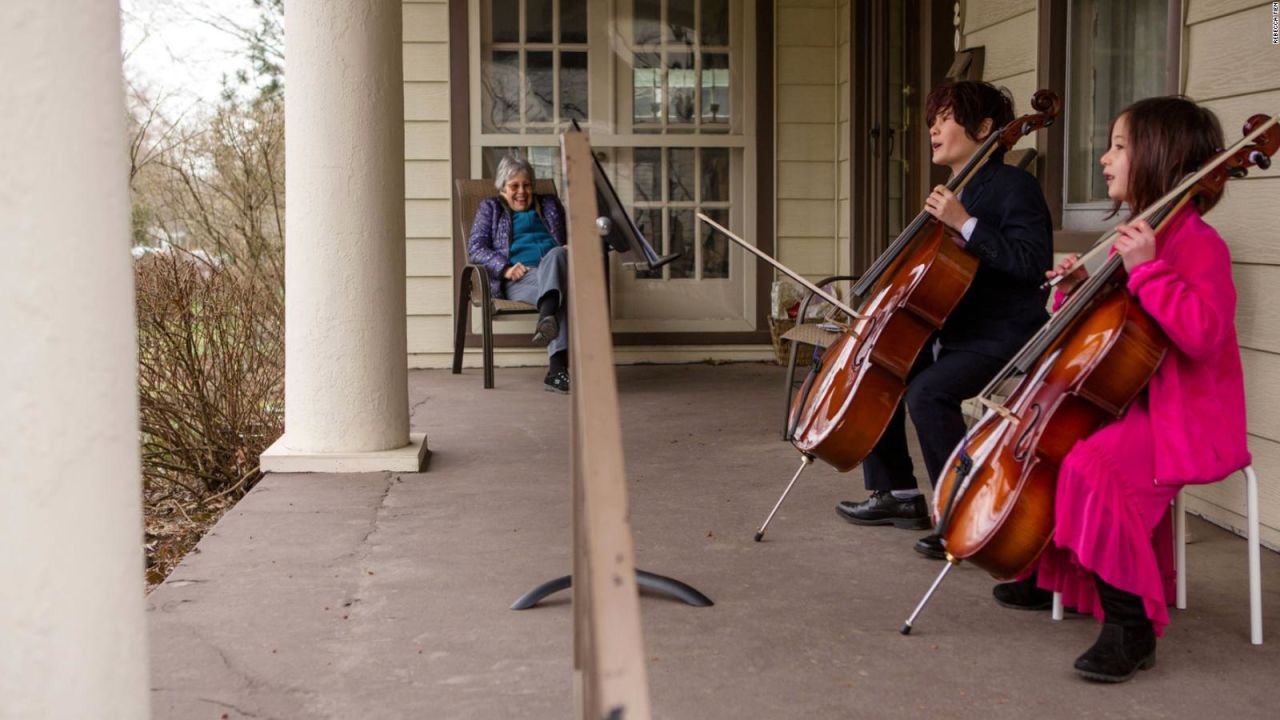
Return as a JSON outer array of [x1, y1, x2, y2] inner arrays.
[[849, 0, 928, 275]]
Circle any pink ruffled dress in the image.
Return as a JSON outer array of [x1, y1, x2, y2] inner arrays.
[[1034, 205, 1251, 635]]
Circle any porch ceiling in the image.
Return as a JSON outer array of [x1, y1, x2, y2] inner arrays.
[[148, 364, 1280, 718]]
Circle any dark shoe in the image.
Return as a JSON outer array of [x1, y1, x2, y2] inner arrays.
[[835, 491, 931, 530], [993, 576, 1054, 610], [544, 368, 570, 394], [913, 534, 946, 560], [1073, 623, 1156, 683], [532, 315, 559, 346]]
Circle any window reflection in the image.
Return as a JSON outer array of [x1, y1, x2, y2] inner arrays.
[[701, 0, 730, 46], [481, 0, 590, 133], [700, 209, 729, 278], [667, 52, 697, 126], [1068, 0, 1167, 203], [669, 210, 696, 279], [561, 52, 588, 121], [701, 53, 729, 126]]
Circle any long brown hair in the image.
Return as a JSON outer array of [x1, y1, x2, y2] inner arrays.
[[1110, 96, 1224, 218]]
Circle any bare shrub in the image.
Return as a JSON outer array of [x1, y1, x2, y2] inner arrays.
[[130, 93, 285, 585], [135, 250, 282, 503]]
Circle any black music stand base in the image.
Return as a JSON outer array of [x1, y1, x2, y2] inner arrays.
[[510, 569, 713, 610]]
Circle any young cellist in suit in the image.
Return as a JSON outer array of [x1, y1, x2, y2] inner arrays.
[[836, 81, 1054, 559]]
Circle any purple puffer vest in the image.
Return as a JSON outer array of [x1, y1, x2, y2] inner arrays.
[[467, 195, 567, 297]]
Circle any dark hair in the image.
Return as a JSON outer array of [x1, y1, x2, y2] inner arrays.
[[925, 81, 1015, 144], [1110, 96, 1224, 218]]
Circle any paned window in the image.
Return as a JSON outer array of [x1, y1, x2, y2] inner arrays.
[[630, 147, 731, 279], [481, 0, 589, 133]]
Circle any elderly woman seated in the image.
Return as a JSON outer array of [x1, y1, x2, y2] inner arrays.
[[467, 154, 571, 393]]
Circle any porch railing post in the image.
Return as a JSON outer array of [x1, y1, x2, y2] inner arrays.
[[561, 130, 653, 720]]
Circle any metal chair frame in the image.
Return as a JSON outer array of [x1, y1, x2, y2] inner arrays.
[[451, 178, 557, 388]]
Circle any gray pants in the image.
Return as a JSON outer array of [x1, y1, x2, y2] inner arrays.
[[502, 245, 568, 357]]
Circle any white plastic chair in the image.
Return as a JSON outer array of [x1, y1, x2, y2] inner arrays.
[[1051, 465, 1263, 645]]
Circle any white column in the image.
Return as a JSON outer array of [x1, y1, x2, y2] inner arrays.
[[0, 3, 150, 718], [262, 0, 427, 473]]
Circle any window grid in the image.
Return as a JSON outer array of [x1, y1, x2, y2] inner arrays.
[[632, 147, 731, 280], [482, 0, 589, 134], [632, 0, 731, 134]]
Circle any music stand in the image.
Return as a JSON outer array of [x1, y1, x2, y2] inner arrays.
[[575, 118, 681, 273]]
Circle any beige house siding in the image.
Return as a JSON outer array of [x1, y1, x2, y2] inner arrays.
[[402, 0, 457, 368], [960, 0, 1280, 549], [960, 0, 1037, 150], [837, 0, 851, 275], [1181, 0, 1280, 549], [776, 0, 842, 282]]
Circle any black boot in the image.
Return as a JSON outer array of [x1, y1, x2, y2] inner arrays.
[[1073, 576, 1156, 683], [992, 574, 1054, 611], [532, 293, 560, 346]]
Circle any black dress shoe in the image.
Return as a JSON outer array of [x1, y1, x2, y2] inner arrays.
[[1073, 623, 1156, 683], [992, 575, 1054, 610], [835, 491, 931, 530], [913, 533, 946, 560]]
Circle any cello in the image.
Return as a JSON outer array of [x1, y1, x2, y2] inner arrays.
[[901, 112, 1280, 634], [716, 90, 1061, 541]]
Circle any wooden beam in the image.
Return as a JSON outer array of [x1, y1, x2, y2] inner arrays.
[[561, 130, 652, 720]]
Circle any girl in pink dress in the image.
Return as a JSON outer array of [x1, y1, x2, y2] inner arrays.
[[992, 96, 1251, 683]]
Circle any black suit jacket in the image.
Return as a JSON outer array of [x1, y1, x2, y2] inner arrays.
[[938, 157, 1054, 360]]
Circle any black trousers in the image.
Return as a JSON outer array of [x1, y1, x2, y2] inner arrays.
[[861, 342, 1005, 493]]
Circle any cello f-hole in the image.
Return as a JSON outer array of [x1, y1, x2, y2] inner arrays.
[[1012, 404, 1043, 462]]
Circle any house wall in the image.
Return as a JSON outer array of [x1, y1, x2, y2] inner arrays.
[[1180, 0, 1280, 549], [960, 0, 1038, 151], [837, 0, 851, 276], [402, 0, 459, 368], [775, 0, 844, 283], [961, 0, 1280, 549]]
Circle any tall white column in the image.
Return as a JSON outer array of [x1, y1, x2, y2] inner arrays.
[[263, 0, 427, 472], [0, 2, 150, 718]]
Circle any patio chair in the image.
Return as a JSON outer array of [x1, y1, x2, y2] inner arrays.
[[452, 177, 558, 389], [780, 275, 859, 440], [1050, 465, 1264, 645]]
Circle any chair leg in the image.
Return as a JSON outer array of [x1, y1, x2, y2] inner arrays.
[[1175, 492, 1187, 610], [782, 341, 802, 441], [1052, 592, 1064, 621], [482, 300, 495, 390], [1246, 466, 1263, 645], [453, 272, 472, 375]]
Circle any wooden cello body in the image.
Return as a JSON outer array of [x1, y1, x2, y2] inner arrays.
[[788, 221, 977, 471], [933, 280, 1166, 579]]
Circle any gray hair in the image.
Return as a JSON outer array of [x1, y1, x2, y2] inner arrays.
[[494, 153, 536, 192]]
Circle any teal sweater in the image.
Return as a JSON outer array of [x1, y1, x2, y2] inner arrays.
[[508, 209, 558, 267]]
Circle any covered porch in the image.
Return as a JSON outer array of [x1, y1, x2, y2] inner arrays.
[[148, 364, 1280, 718]]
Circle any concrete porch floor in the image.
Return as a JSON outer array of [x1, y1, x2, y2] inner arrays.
[[149, 364, 1280, 719]]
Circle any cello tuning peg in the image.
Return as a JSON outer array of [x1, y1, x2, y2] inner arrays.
[[1226, 166, 1249, 179], [1251, 151, 1272, 170]]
